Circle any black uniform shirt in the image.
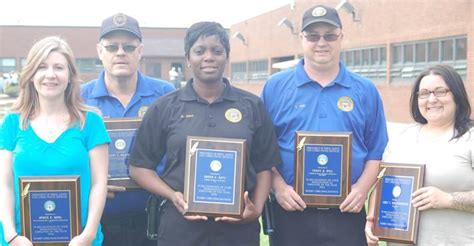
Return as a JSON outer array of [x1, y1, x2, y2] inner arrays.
[[129, 78, 281, 192]]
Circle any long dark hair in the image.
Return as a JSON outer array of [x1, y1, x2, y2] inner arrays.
[[409, 64, 472, 138]]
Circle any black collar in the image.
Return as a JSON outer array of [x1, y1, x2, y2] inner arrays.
[[179, 78, 238, 102]]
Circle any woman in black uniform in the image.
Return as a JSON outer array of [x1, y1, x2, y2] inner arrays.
[[128, 21, 281, 246]]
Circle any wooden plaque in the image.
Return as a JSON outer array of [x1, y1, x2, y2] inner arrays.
[[294, 131, 352, 207], [104, 117, 141, 188], [184, 136, 246, 218], [19, 176, 81, 246], [373, 163, 425, 244]]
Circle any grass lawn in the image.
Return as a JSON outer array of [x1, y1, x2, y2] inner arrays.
[[259, 231, 387, 246], [258, 202, 389, 246]]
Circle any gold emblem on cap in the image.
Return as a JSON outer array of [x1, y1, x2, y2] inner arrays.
[[113, 13, 127, 26], [337, 96, 354, 112], [138, 106, 148, 118], [312, 7, 327, 17], [225, 108, 242, 123]]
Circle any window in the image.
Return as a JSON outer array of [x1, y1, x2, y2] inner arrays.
[[427, 41, 439, 62], [231, 62, 247, 81], [391, 36, 467, 81], [345, 51, 353, 66], [455, 38, 467, 60], [353, 50, 361, 66], [441, 40, 453, 61], [340, 52, 346, 64], [171, 62, 183, 71], [415, 43, 426, 63], [370, 48, 378, 65], [248, 60, 268, 81], [148, 63, 161, 79], [341, 46, 386, 80], [403, 44, 414, 63], [362, 49, 370, 66], [0, 58, 16, 73], [380, 47, 386, 64], [392, 45, 402, 64], [76, 58, 103, 73]]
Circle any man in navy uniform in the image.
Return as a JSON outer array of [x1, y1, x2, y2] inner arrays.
[[81, 13, 174, 246], [262, 5, 388, 246]]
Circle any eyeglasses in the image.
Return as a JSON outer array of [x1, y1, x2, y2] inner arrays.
[[417, 87, 450, 99], [101, 43, 138, 53], [302, 32, 341, 42]]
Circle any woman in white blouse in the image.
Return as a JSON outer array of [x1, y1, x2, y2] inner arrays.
[[365, 64, 473, 245]]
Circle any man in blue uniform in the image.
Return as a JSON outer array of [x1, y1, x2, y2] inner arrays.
[[261, 5, 388, 246], [81, 13, 174, 246]]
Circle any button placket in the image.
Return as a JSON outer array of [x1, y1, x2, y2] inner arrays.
[[206, 105, 216, 128]]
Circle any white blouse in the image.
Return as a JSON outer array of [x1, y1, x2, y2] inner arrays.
[[384, 124, 474, 246]]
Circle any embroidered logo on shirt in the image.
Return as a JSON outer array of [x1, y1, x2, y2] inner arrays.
[[337, 96, 354, 112], [138, 106, 148, 118], [225, 108, 242, 123]]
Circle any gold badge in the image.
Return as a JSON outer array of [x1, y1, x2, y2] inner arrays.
[[312, 7, 327, 17], [337, 96, 354, 112], [113, 13, 127, 26], [138, 106, 148, 118], [225, 108, 242, 123]]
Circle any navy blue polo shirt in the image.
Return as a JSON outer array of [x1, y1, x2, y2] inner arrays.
[[129, 78, 281, 193], [261, 60, 388, 185], [81, 71, 174, 215]]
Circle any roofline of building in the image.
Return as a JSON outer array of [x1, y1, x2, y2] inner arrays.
[[0, 24, 190, 30]]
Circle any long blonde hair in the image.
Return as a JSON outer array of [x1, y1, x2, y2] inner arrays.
[[11, 36, 96, 129]]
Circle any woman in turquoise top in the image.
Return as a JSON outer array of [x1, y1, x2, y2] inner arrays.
[[0, 36, 110, 246]]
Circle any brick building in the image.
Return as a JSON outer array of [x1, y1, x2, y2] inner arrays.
[[0, 26, 189, 82], [0, 0, 472, 122], [229, 0, 473, 122]]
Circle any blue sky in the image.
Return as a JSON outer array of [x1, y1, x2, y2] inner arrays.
[[0, 0, 291, 27]]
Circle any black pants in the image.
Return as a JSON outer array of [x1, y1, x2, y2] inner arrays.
[[101, 212, 155, 246], [272, 203, 368, 246], [157, 202, 260, 246]]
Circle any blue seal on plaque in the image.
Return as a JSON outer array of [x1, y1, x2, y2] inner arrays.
[[194, 149, 237, 204], [378, 175, 414, 231], [108, 129, 136, 178], [29, 191, 71, 242], [302, 144, 342, 196]]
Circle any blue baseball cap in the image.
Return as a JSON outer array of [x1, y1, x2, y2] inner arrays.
[[100, 13, 142, 41]]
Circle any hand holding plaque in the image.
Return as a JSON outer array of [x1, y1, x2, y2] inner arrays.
[[184, 136, 246, 218], [104, 118, 141, 188], [373, 163, 425, 244], [19, 176, 81, 246], [294, 131, 352, 207]]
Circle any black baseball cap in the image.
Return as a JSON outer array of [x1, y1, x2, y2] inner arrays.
[[100, 13, 142, 41], [301, 5, 342, 31]]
